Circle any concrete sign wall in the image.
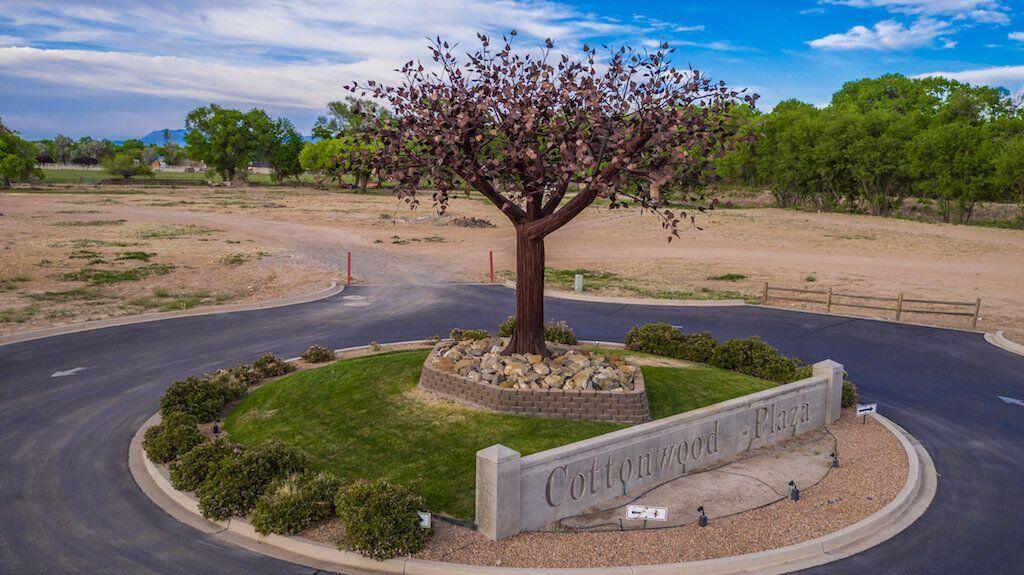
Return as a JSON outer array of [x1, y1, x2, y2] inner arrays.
[[476, 360, 844, 540]]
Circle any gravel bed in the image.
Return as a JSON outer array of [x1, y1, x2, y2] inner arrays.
[[410, 410, 908, 568]]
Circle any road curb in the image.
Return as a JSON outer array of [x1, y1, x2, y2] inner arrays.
[[503, 280, 747, 307], [985, 331, 1024, 357], [129, 342, 936, 575], [0, 281, 343, 348]]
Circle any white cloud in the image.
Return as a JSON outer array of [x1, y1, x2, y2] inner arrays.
[[916, 65, 1024, 93], [970, 9, 1010, 23], [1009, 31, 1024, 41], [823, 1, 1011, 24], [0, 0, 646, 112], [0, 46, 397, 109], [808, 17, 951, 50]]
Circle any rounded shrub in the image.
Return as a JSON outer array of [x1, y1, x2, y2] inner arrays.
[[842, 375, 859, 408], [708, 337, 808, 384], [227, 364, 262, 387], [302, 345, 336, 363], [543, 320, 578, 345], [449, 328, 491, 341], [497, 315, 515, 337], [143, 411, 203, 463], [170, 438, 239, 492], [160, 372, 247, 423], [251, 471, 344, 535], [624, 323, 686, 357], [498, 317, 579, 345], [678, 332, 720, 363], [197, 441, 305, 521], [334, 479, 431, 560], [252, 353, 295, 378]]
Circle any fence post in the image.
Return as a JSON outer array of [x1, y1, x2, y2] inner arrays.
[[826, 287, 833, 314], [762, 282, 769, 305], [895, 292, 904, 321], [346, 251, 352, 286], [972, 298, 981, 330], [489, 251, 495, 284]]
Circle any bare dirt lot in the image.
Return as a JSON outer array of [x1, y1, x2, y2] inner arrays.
[[2, 183, 1022, 341]]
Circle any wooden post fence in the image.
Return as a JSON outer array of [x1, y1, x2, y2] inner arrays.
[[760, 283, 982, 329]]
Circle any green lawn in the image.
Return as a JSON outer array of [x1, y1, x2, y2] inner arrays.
[[224, 348, 775, 519]]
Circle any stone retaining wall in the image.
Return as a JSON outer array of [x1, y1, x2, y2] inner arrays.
[[476, 360, 845, 540], [418, 342, 651, 424]]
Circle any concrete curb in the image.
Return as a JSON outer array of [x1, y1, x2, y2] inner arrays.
[[985, 331, 1024, 357], [503, 280, 747, 307], [0, 281, 343, 348], [129, 341, 936, 575]]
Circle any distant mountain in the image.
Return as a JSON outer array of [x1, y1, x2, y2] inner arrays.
[[114, 128, 314, 146], [138, 129, 188, 146]]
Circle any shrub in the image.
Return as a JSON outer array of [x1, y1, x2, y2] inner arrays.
[[334, 479, 431, 560], [227, 364, 262, 387], [842, 375, 859, 408], [498, 316, 515, 337], [624, 323, 686, 357], [708, 337, 808, 384], [143, 411, 203, 463], [543, 320, 578, 345], [449, 328, 491, 341], [170, 438, 239, 491], [252, 353, 295, 378], [302, 345, 336, 363], [497, 317, 579, 345], [197, 441, 305, 520], [678, 332, 719, 363], [160, 371, 247, 423], [251, 471, 344, 535]]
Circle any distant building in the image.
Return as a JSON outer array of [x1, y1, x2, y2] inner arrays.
[[149, 156, 168, 171]]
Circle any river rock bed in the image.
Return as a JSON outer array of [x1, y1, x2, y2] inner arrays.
[[430, 338, 639, 392]]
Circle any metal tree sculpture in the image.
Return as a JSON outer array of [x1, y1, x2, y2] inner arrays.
[[350, 33, 756, 356]]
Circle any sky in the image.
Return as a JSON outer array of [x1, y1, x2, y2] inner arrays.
[[1, 0, 1022, 140]]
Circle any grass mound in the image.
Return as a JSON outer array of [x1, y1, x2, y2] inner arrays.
[[224, 349, 775, 519]]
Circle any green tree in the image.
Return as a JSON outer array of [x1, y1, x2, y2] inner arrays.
[[52, 134, 73, 163], [72, 137, 113, 165], [299, 138, 345, 188], [101, 152, 153, 180], [255, 117, 304, 183], [311, 96, 390, 140], [0, 120, 43, 187], [909, 121, 995, 223], [185, 105, 260, 182], [994, 135, 1024, 226]]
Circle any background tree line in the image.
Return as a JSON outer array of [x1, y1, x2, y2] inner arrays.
[[717, 74, 1024, 225]]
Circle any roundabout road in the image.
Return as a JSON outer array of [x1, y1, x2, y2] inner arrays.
[[1, 284, 1022, 574]]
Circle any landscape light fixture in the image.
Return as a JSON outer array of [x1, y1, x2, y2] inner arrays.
[[213, 420, 220, 435], [831, 451, 840, 468], [788, 480, 800, 501], [697, 506, 708, 528]]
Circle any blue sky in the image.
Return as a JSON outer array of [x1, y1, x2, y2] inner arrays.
[[1, 0, 1022, 140]]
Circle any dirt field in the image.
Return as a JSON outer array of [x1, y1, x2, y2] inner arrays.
[[2, 183, 1022, 341]]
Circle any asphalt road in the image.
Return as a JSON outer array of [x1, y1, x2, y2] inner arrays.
[[1, 284, 1022, 574]]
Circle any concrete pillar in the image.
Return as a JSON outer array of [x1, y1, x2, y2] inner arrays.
[[475, 444, 522, 540], [814, 360, 844, 423]]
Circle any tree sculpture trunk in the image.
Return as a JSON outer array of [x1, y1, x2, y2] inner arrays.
[[503, 229, 549, 356]]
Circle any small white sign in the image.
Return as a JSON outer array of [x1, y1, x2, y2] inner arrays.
[[418, 511, 431, 529], [856, 403, 878, 416], [626, 505, 668, 521]]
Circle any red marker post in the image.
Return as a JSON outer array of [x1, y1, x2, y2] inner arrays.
[[346, 251, 352, 286], [489, 251, 495, 284]]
